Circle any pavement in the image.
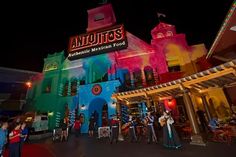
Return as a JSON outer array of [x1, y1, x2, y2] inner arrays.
[[3, 134, 236, 157]]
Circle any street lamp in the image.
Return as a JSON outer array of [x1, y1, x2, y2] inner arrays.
[[25, 81, 32, 88]]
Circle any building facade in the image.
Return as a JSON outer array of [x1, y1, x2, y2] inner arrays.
[[26, 4, 209, 132]]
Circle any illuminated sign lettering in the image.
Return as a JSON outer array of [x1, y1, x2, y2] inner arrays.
[[68, 24, 128, 60]]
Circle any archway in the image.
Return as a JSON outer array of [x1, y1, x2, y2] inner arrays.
[[88, 98, 107, 127]]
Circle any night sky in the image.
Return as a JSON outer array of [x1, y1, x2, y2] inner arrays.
[[1, 0, 234, 72]]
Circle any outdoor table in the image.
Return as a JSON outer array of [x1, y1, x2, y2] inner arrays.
[[223, 124, 236, 137], [98, 126, 110, 138]]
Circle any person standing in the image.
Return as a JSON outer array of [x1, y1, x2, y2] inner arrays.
[[88, 115, 95, 137], [159, 111, 181, 149], [19, 122, 28, 157], [196, 107, 208, 132], [73, 118, 81, 137], [128, 115, 137, 142], [93, 111, 99, 131], [61, 118, 68, 141], [145, 112, 157, 144], [9, 122, 21, 157], [0, 121, 8, 157], [110, 115, 119, 144]]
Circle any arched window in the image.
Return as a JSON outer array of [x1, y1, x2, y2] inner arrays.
[[101, 72, 108, 82], [42, 78, 52, 93], [133, 68, 142, 88], [166, 31, 173, 37], [63, 81, 69, 96], [71, 79, 77, 96], [144, 66, 155, 86], [80, 79, 85, 85], [156, 33, 164, 39]]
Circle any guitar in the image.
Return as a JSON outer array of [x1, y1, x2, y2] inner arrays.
[[160, 118, 167, 127]]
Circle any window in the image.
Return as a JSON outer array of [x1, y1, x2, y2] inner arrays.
[[168, 65, 181, 72], [156, 33, 164, 39], [166, 31, 173, 37], [42, 78, 52, 93], [124, 72, 131, 87], [101, 72, 108, 82], [94, 13, 105, 21], [63, 81, 69, 96], [144, 67, 155, 86], [80, 80, 85, 85], [71, 80, 77, 96], [133, 69, 142, 88]]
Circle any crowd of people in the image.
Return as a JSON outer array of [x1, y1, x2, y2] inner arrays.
[[0, 119, 28, 157]]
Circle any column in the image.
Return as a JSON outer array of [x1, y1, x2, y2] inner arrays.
[[201, 95, 212, 121], [77, 80, 80, 95], [116, 101, 124, 141], [181, 85, 206, 146], [141, 69, 147, 87]]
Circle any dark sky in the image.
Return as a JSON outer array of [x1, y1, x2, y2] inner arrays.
[[1, 0, 234, 72]]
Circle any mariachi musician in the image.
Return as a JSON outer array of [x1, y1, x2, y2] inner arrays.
[[128, 115, 137, 142], [145, 111, 158, 144], [110, 115, 119, 144], [158, 111, 181, 149]]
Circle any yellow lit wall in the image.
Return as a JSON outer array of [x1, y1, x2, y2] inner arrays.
[[206, 88, 231, 120], [165, 43, 207, 76], [191, 95, 204, 111]]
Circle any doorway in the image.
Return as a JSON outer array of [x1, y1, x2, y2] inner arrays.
[[88, 98, 107, 127]]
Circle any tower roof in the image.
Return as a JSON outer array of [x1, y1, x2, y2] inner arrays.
[[151, 22, 176, 40], [87, 3, 116, 32]]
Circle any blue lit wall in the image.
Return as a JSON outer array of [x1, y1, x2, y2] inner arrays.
[[78, 80, 120, 133]]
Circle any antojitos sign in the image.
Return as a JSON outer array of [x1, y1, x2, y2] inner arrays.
[[68, 24, 128, 60]]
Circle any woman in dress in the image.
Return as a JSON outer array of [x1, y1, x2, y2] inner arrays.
[[159, 111, 181, 149], [88, 115, 95, 137]]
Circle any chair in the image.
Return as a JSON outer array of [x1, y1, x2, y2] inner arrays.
[[208, 126, 232, 145], [181, 126, 192, 140]]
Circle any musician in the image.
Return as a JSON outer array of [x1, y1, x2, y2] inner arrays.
[[110, 115, 119, 144], [128, 115, 137, 142], [145, 111, 158, 144], [159, 111, 181, 149]]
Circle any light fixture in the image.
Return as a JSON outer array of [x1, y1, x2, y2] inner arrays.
[[81, 104, 86, 110], [111, 101, 116, 108], [25, 81, 32, 88], [48, 111, 54, 116]]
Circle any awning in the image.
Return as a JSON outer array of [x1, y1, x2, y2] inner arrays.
[[207, 1, 236, 58], [113, 59, 236, 102]]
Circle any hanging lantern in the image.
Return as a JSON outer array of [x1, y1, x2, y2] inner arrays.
[[164, 98, 177, 110]]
